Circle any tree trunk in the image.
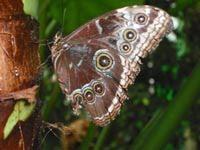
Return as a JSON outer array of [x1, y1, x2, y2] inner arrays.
[[0, 0, 41, 149]]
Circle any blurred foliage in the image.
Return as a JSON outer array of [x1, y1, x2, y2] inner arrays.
[[22, 0, 38, 19], [38, 0, 200, 149]]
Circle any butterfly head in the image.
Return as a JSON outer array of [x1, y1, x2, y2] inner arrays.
[[54, 32, 63, 43], [51, 32, 71, 59]]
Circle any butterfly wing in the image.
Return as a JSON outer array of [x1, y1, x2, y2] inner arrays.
[[51, 5, 173, 126], [52, 41, 129, 126]]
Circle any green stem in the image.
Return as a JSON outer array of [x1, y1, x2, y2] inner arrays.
[[80, 123, 96, 150], [131, 61, 200, 150], [42, 83, 61, 120], [94, 126, 110, 150]]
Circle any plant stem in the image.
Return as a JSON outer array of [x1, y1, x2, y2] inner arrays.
[[131, 61, 200, 150], [94, 126, 110, 150], [80, 123, 96, 150]]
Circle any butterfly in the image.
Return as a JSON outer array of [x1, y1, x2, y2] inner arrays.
[[51, 5, 173, 126]]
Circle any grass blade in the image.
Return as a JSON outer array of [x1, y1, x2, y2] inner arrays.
[[131, 61, 200, 150]]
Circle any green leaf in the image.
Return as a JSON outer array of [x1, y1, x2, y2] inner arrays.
[[22, 0, 39, 19], [3, 101, 36, 139]]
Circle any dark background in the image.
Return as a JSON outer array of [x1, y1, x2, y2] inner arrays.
[[38, 0, 200, 149]]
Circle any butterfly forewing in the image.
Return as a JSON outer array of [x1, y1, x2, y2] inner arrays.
[[51, 5, 173, 126]]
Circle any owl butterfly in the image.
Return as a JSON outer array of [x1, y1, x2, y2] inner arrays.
[[51, 5, 173, 126]]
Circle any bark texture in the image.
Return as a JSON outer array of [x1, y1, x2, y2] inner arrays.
[[0, 0, 40, 149]]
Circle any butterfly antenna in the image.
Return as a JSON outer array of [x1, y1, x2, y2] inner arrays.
[[61, 7, 67, 34], [58, 0, 67, 35]]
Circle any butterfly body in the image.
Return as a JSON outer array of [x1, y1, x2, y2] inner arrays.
[[51, 5, 173, 126]]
